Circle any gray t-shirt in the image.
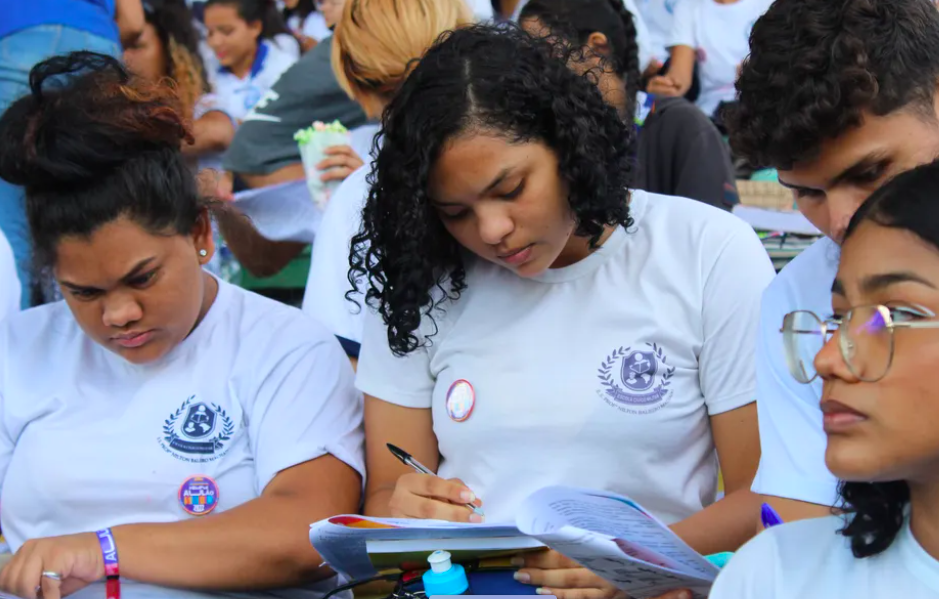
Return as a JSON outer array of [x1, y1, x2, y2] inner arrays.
[[222, 36, 368, 176]]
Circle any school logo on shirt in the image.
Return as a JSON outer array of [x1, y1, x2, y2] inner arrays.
[[596, 343, 675, 414], [159, 395, 235, 462]]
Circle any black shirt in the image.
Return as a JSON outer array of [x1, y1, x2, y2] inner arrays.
[[633, 95, 739, 210]]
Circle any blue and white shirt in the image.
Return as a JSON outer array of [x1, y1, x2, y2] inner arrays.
[[208, 40, 297, 123]]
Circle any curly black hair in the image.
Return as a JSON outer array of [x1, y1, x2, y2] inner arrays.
[[349, 24, 633, 356], [727, 0, 939, 170], [520, 0, 642, 112], [834, 159, 939, 558]]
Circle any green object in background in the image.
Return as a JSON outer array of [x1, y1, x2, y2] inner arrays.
[[750, 168, 779, 182], [236, 246, 312, 291]]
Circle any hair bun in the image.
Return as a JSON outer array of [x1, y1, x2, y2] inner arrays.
[[0, 51, 191, 192]]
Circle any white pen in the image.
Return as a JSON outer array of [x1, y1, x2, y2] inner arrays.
[[386, 443, 485, 517]]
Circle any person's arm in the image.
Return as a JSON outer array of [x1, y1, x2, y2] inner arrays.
[[662, 46, 696, 97], [749, 250, 842, 522], [670, 403, 762, 555], [114, 0, 145, 49], [114, 457, 359, 589], [182, 112, 236, 158]]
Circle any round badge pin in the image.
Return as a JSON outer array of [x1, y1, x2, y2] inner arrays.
[[445, 379, 475, 422], [178, 475, 220, 516]]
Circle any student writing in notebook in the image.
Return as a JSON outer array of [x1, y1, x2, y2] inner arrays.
[[353, 24, 774, 599]]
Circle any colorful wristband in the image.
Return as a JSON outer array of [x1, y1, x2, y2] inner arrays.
[[96, 528, 120, 599]]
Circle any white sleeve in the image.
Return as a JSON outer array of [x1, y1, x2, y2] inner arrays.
[[355, 306, 435, 409], [622, 0, 655, 71], [708, 529, 781, 599], [750, 283, 840, 506], [668, 0, 697, 49], [465, 0, 494, 21], [248, 328, 364, 492], [699, 223, 776, 415], [0, 232, 20, 321], [303, 168, 369, 350]]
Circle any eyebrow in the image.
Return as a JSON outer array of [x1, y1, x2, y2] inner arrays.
[[60, 257, 157, 291], [431, 168, 512, 207], [860, 271, 937, 294], [778, 152, 890, 193]]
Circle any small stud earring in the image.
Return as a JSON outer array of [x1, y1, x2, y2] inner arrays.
[[199, 249, 208, 257]]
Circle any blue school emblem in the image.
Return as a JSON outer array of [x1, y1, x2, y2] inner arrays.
[[159, 396, 235, 462], [597, 343, 676, 414]]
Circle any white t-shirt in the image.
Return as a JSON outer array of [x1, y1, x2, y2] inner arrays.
[[750, 238, 840, 507], [636, 0, 683, 64], [0, 229, 19, 322], [208, 40, 297, 122], [710, 515, 939, 598], [0, 280, 364, 599], [356, 190, 775, 525], [302, 165, 369, 350], [670, 0, 772, 117], [513, 0, 657, 71], [466, 0, 495, 20], [287, 12, 332, 42]]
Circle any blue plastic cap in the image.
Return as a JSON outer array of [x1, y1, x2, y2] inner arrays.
[[422, 553, 469, 596]]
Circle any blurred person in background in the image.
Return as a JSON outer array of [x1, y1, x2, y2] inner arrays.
[[0, 0, 145, 308], [520, 0, 737, 209], [282, 0, 331, 50], [301, 0, 476, 364]]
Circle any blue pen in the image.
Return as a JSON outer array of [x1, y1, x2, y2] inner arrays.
[[760, 503, 785, 529]]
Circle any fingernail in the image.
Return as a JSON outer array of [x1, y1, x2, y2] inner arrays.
[[509, 557, 525, 567], [468, 513, 484, 523], [536, 589, 551, 595], [513, 572, 530, 584], [460, 491, 476, 502]]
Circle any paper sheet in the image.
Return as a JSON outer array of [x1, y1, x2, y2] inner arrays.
[[516, 487, 719, 599], [733, 205, 821, 235], [231, 180, 323, 243], [309, 515, 535, 580]]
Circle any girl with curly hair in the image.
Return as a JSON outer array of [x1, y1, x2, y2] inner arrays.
[[354, 24, 775, 598], [0, 51, 363, 599], [711, 159, 939, 598], [124, 0, 235, 167]]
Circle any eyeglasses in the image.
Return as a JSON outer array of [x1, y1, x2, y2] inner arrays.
[[781, 304, 939, 384]]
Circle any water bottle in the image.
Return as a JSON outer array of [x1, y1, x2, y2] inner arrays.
[[422, 550, 471, 596]]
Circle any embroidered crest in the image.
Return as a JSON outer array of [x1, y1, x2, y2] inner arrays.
[[597, 343, 675, 414], [159, 396, 235, 463]]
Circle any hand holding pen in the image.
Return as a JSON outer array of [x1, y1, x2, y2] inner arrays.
[[386, 444, 485, 523]]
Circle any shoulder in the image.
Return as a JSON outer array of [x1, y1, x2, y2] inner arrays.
[[0, 302, 86, 372], [262, 40, 297, 75], [763, 237, 838, 312], [219, 282, 341, 357], [634, 189, 759, 246], [712, 516, 849, 597], [647, 96, 715, 130]]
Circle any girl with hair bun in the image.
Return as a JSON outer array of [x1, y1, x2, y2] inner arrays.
[[353, 24, 773, 598], [0, 51, 363, 599]]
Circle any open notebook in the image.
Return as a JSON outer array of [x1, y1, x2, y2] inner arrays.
[[310, 486, 720, 599]]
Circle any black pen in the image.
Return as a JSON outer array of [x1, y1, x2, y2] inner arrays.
[[386, 443, 485, 517]]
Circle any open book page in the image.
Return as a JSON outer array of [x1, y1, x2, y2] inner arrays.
[[516, 487, 719, 599], [309, 515, 535, 580], [231, 180, 322, 243]]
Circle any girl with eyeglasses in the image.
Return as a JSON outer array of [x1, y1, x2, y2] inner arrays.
[[710, 159, 939, 597]]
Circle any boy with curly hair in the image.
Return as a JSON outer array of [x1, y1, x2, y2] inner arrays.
[[729, 0, 939, 524]]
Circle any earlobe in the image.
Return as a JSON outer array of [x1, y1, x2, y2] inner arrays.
[[586, 32, 612, 57]]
